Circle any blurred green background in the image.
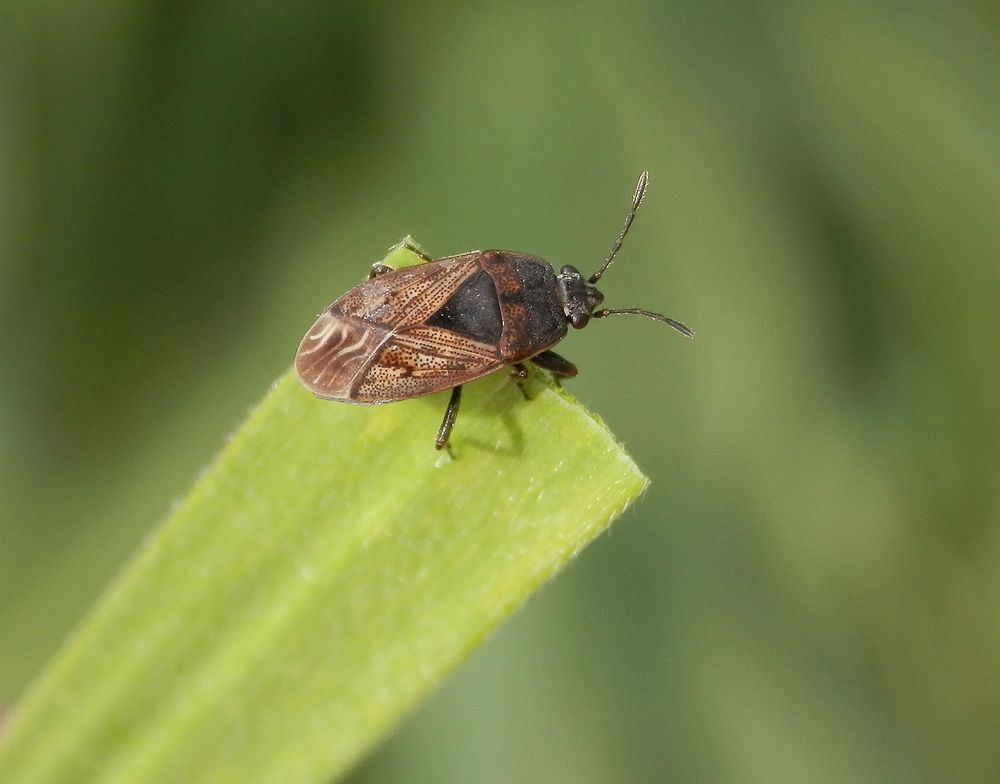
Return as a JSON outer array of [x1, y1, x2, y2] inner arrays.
[[2, 2, 999, 782]]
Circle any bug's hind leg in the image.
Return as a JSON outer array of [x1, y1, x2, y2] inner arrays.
[[530, 350, 578, 386], [435, 385, 462, 451], [368, 263, 394, 280]]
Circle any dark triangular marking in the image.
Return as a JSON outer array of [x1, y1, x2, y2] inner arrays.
[[426, 268, 503, 344]]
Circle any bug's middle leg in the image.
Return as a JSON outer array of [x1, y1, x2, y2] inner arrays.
[[435, 385, 462, 450], [530, 350, 578, 385]]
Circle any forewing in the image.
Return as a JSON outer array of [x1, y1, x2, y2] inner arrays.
[[297, 253, 502, 403], [333, 254, 482, 329], [353, 325, 502, 402]]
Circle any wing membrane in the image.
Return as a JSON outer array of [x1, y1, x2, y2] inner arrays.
[[295, 312, 390, 400]]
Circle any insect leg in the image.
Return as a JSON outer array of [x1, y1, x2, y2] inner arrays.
[[435, 385, 462, 450], [510, 363, 531, 399], [530, 350, 578, 386]]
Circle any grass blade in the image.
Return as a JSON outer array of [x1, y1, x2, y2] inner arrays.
[[0, 242, 648, 784]]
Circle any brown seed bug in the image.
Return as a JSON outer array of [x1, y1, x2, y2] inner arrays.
[[295, 171, 693, 450]]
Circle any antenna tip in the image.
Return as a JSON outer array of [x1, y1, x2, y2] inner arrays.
[[634, 171, 649, 207]]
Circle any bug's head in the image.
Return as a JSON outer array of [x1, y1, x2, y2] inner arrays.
[[556, 265, 604, 329], [566, 170, 694, 339]]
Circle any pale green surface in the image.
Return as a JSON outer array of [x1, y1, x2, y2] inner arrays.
[[0, 245, 647, 784]]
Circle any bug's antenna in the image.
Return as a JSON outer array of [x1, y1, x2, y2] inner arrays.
[[593, 307, 694, 338], [588, 170, 649, 284]]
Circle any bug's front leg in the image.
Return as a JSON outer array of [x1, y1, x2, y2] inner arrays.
[[530, 350, 578, 386], [435, 385, 462, 451]]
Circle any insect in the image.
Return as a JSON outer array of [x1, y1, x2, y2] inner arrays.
[[295, 171, 693, 450]]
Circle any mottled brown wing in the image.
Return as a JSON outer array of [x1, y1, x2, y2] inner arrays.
[[296, 311, 391, 400], [352, 325, 503, 402], [333, 254, 482, 328], [296, 254, 502, 403]]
